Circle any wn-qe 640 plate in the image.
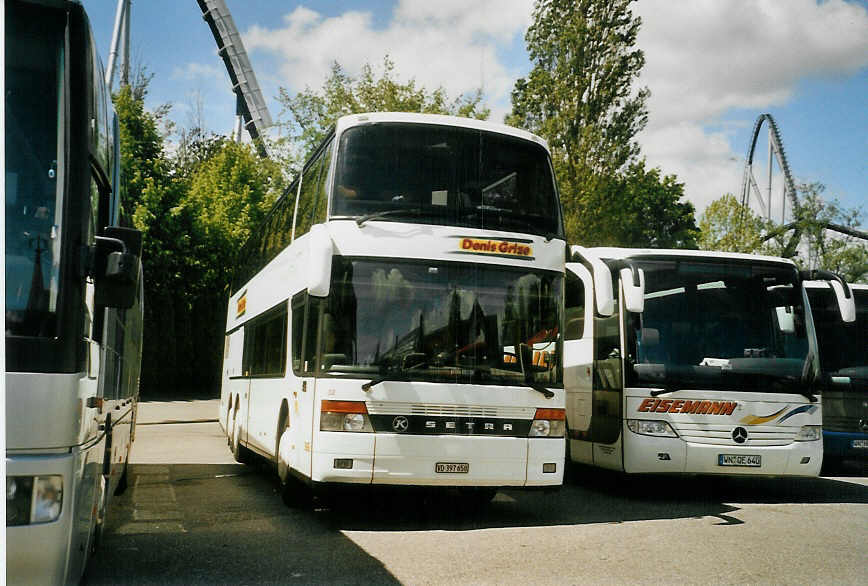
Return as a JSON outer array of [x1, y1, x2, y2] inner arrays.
[[718, 454, 761, 467]]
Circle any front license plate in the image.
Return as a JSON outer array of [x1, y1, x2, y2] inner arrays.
[[435, 462, 469, 473], [718, 454, 761, 467], [852, 440, 868, 449]]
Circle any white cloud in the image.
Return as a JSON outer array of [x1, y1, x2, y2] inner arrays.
[[634, 0, 868, 212], [170, 62, 224, 82], [240, 0, 868, 217], [242, 0, 534, 122]]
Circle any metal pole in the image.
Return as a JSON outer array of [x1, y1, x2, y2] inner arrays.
[[121, 0, 131, 87], [766, 126, 773, 222], [105, 0, 126, 88]]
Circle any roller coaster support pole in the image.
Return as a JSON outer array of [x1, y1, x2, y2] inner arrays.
[[105, 0, 131, 90], [767, 128, 774, 222]]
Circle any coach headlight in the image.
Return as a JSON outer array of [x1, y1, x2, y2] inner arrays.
[[528, 408, 565, 437], [794, 425, 821, 441], [6, 475, 63, 526], [627, 419, 678, 438], [320, 400, 373, 432]]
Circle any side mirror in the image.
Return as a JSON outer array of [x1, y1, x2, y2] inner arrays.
[[801, 269, 855, 323], [619, 266, 645, 313], [775, 306, 796, 334], [307, 224, 333, 297], [829, 280, 856, 323], [588, 258, 614, 317], [94, 226, 142, 309]]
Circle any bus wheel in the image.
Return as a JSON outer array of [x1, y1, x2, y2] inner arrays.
[[231, 409, 249, 464], [277, 425, 310, 508], [459, 487, 497, 508], [91, 476, 108, 554]]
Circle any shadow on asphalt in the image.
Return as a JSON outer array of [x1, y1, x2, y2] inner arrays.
[[83, 463, 401, 585], [86, 457, 868, 565]]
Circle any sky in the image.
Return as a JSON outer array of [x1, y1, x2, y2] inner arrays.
[[82, 0, 868, 223]]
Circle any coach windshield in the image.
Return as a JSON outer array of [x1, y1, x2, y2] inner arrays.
[[320, 257, 562, 388], [331, 123, 563, 239], [626, 258, 816, 396], [5, 4, 66, 338]]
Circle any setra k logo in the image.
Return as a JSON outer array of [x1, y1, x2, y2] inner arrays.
[[392, 416, 409, 432]]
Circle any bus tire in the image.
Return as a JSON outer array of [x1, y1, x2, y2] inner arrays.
[[231, 408, 250, 464], [91, 475, 108, 554]]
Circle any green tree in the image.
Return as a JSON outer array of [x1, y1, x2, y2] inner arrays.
[[599, 161, 698, 248], [277, 56, 489, 166], [508, 0, 651, 244], [698, 187, 867, 283], [115, 84, 193, 392], [176, 141, 286, 388], [698, 193, 772, 253]]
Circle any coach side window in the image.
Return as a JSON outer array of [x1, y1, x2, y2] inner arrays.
[[565, 272, 585, 341], [291, 294, 305, 374], [242, 303, 288, 377], [293, 156, 323, 240]]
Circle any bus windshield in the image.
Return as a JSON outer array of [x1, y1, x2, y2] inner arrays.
[[808, 288, 868, 391], [331, 123, 562, 239], [626, 259, 812, 394], [321, 258, 562, 387], [5, 3, 65, 338]]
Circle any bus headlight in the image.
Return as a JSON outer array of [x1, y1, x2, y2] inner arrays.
[[529, 408, 565, 437], [320, 400, 373, 433], [627, 419, 678, 438], [6, 475, 63, 526], [794, 425, 821, 441]]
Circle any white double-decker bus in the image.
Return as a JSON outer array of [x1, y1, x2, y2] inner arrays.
[[564, 247, 854, 476], [5, 1, 144, 583], [220, 112, 566, 503]]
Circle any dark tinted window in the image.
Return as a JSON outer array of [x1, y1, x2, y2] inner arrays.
[[331, 123, 562, 238], [243, 303, 288, 377], [5, 3, 65, 337]]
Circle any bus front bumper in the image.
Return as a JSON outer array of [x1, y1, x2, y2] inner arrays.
[[312, 432, 564, 487], [624, 434, 822, 476]]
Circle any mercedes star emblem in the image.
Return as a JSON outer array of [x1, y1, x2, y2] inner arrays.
[[392, 416, 409, 432], [732, 427, 748, 444]]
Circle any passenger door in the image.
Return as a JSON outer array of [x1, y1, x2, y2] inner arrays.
[[287, 293, 320, 479]]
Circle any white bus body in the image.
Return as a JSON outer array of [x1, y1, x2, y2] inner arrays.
[[564, 247, 854, 476], [5, 2, 144, 583], [805, 282, 867, 464], [220, 113, 567, 498]]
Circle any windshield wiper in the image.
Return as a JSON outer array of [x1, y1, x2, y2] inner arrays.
[[356, 208, 425, 227], [514, 344, 555, 398], [522, 381, 555, 399], [649, 385, 681, 397], [799, 351, 818, 402], [361, 376, 389, 392]]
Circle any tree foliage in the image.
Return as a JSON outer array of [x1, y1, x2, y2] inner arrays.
[[507, 0, 696, 247], [115, 82, 287, 394], [276, 56, 489, 166], [584, 161, 698, 249], [699, 186, 867, 283], [698, 193, 772, 253]]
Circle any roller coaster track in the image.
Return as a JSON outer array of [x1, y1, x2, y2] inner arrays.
[[198, 0, 272, 158], [740, 113, 799, 222], [740, 113, 867, 256]]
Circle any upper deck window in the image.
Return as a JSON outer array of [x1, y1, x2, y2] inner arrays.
[[331, 123, 563, 239]]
